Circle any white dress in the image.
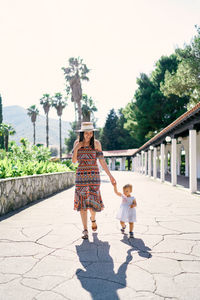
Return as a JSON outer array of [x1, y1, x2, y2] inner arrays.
[[116, 194, 137, 223]]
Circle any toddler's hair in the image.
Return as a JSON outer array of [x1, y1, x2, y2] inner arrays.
[[123, 184, 132, 192]]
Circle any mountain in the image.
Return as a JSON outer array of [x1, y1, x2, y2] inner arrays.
[[3, 105, 71, 146]]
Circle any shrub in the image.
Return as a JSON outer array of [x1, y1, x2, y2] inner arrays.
[[0, 140, 74, 179]]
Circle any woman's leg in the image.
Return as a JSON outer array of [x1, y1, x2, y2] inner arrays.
[[89, 209, 97, 230], [90, 209, 96, 222], [80, 210, 88, 230]]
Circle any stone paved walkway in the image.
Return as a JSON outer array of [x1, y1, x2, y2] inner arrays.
[[0, 171, 200, 300]]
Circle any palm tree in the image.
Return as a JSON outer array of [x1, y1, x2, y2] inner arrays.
[[82, 94, 97, 122], [0, 123, 16, 151], [62, 57, 90, 129], [52, 93, 68, 159], [27, 105, 39, 145], [40, 94, 51, 148]]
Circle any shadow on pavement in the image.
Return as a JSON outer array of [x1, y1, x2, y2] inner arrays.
[[75, 233, 138, 299], [120, 234, 152, 259]]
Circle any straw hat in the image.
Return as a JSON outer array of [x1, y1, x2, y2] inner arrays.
[[75, 122, 99, 132]]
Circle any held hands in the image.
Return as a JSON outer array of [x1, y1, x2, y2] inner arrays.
[[109, 175, 116, 186]]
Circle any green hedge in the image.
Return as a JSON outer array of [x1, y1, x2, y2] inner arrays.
[[0, 139, 76, 179]]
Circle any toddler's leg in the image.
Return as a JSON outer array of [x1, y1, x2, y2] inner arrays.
[[120, 221, 126, 233], [129, 222, 134, 232], [129, 222, 134, 238]]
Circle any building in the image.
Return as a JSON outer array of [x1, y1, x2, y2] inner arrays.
[[132, 102, 200, 193]]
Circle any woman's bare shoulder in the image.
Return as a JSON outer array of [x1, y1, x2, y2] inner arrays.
[[94, 139, 102, 150]]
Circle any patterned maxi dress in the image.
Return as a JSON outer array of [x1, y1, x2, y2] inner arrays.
[[74, 146, 105, 212]]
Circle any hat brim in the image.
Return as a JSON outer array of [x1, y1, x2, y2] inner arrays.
[[75, 128, 99, 132]]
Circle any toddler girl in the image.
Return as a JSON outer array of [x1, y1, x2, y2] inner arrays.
[[114, 183, 137, 238]]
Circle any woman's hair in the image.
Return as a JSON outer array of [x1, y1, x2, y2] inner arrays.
[[79, 131, 95, 149], [123, 184, 132, 192]]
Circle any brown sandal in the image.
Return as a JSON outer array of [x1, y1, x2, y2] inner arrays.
[[90, 218, 97, 231], [82, 229, 88, 239]]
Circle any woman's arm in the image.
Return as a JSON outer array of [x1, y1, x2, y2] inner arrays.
[[72, 140, 83, 164], [95, 140, 116, 185]]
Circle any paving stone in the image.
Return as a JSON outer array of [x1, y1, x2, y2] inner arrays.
[[180, 260, 200, 272], [0, 257, 37, 274], [158, 220, 200, 233], [0, 227, 28, 241], [153, 252, 200, 261], [154, 274, 180, 298], [35, 291, 69, 300], [0, 278, 38, 300], [135, 256, 182, 276], [25, 255, 82, 278], [0, 273, 20, 284], [152, 236, 194, 254], [191, 241, 200, 257], [0, 241, 51, 257], [21, 275, 66, 291], [0, 171, 200, 299]]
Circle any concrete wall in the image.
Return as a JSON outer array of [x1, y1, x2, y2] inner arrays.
[[0, 171, 75, 217]]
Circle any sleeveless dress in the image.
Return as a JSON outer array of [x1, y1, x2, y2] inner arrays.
[[116, 195, 136, 222], [74, 146, 105, 212]]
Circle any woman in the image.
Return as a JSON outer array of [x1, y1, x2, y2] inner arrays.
[[72, 122, 116, 239]]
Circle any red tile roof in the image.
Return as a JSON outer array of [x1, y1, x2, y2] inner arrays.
[[103, 149, 138, 157]]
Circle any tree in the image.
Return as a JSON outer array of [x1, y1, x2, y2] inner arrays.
[[161, 26, 200, 108], [123, 54, 189, 146], [82, 94, 97, 122], [40, 94, 51, 148], [52, 93, 68, 159], [64, 121, 77, 153], [27, 105, 39, 145], [0, 94, 4, 149], [117, 108, 138, 149], [0, 123, 16, 151], [62, 57, 90, 128], [100, 109, 120, 150]]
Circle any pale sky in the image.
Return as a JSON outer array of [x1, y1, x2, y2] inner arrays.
[[0, 0, 199, 127]]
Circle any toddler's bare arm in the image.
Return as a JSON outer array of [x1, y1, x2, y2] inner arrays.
[[113, 184, 122, 197], [130, 199, 137, 208]]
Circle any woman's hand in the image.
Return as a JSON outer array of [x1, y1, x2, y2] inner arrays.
[[109, 175, 116, 186], [75, 141, 84, 151]]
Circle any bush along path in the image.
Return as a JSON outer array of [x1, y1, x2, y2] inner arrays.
[[0, 139, 76, 179]]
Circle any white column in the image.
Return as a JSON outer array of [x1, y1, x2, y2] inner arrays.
[[121, 157, 126, 171], [177, 148, 181, 176], [148, 150, 151, 176], [144, 152, 148, 175], [111, 158, 115, 171], [141, 152, 144, 174], [160, 143, 165, 182], [153, 147, 157, 179], [171, 138, 177, 186], [136, 156, 138, 172], [185, 149, 189, 176], [189, 129, 197, 193], [109, 158, 112, 170], [120, 158, 122, 171], [131, 157, 134, 171], [139, 154, 142, 173], [165, 152, 168, 174]]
